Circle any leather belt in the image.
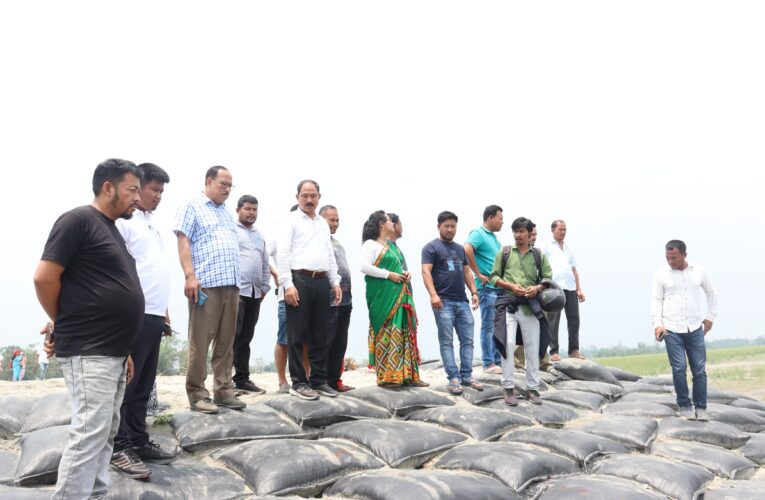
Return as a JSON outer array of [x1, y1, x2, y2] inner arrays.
[[294, 269, 327, 279]]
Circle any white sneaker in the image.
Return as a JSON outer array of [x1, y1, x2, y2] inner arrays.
[[679, 407, 694, 419], [695, 408, 709, 421]]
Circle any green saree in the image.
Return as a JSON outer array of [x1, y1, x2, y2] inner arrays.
[[365, 243, 422, 385]]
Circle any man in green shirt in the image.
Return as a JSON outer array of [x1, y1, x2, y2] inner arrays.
[[489, 217, 552, 405]]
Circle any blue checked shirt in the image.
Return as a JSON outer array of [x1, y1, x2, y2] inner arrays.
[[174, 193, 240, 288]]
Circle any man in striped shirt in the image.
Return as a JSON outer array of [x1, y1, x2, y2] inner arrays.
[[651, 239, 718, 421]]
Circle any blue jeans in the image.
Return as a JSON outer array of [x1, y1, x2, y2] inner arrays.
[[276, 300, 287, 346], [433, 300, 475, 382], [54, 355, 127, 500], [664, 327, 707, 409], [478, 287, 501, 367]]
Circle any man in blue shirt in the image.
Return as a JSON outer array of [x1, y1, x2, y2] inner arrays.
[[421, 211, 483, 395], [464, 205, 504, 374]]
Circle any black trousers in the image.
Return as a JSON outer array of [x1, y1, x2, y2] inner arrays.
[[233, 295, 262, 384], [114, 314, 164, 452], [548, 289, 580, 355], [327, 304, 352, 388], [286, 272, 330, 387]]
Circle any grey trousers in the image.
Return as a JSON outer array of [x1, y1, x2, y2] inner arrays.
[[53, 355, 127, 500], [500, 310, 540, 391]]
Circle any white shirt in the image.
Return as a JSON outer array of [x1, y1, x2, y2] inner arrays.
[[116, 210, 170, 316], [544, 239, 578, 291], [277, 209, 340, 289], [360, 240, 391, 279], [267, 238, 284, 301], [37, 346, 49, 364], [651, 261, 718, 332]]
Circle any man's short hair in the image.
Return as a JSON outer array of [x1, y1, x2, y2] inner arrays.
[[483, 205, 503, 222], [92, 158, 141, 196], [237, 195, 258, 209], [388, 212, 400, 224], [290, 204, 299, 212], [297, 179, 320, 193], [137, 163, 170, 186], [437, 211, 458, 224], [205, 166, 228, 181], [511, 217, 534, 232], [551, 219, 565, 230], [319, 204, 336, 215], [665, 239, 687, 254]]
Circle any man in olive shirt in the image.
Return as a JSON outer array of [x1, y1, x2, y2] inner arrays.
[[489, 217, 552, 405]]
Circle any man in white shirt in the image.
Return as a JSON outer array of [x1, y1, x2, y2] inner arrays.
[[277, 180, 342, 400], [35, 343, 50, 380], [652, 239, 718, 421], [544, 220, 586, 361], [112, 163, 177, 479], [232, 195, 270, 395]]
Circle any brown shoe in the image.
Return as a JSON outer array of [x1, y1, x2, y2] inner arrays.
[[550, 353, 561, 362], [527, 390, 542, 405], [569, 350, 586, 360], [504, 388, 518, 406]]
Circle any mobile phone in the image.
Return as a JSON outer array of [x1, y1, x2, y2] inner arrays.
[[163, 323, 179, 336], [197, 289, 208, 306], [657, 331, 667, 342], [44, 322, 54, 343]]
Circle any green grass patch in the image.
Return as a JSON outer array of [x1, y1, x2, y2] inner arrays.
[[152, 413, 174, 426]]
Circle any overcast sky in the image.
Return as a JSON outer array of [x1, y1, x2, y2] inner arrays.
[[2, 1, 763, 364]]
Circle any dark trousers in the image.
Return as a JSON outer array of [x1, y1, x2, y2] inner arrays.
[[327, 304, 352, 388], [233, 295, 262, 385], [548, 289, 580, 355], [286, 272, 330, 387], [114, 314, 164, 452]]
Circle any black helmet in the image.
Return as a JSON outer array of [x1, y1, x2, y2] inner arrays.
[[538, 278, 566, 313]]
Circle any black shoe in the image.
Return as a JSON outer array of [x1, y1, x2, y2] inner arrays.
[[311, 384, 339, 398], [289, 383, 319, 400], [235, 380, 266, 395], [133, 440, 178, 465], [111, 448, 151, 479]]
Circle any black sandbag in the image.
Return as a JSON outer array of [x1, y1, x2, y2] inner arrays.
[[739, 433, 765, 465], [533, 475, 665, 500], [730, 398, 765, 413], [19, 393, 70, 434], [346, 386, 454, 415], [107, 459, 251, 500], [0, 396, 38, 439], [606, 366, 641, 382], [552, 358, 622, 386], [553, 380, 625, 399], [603, 401, 676, 418], [706, 402, 765, 432], [474, 372, 549, 394], [321, 419, 466, 467], [539, 370, 569, 385], [705, 479, 765, 499], [541, 389, 606, 411], [434, 442, 579, 492], [651, 440, 757, 479], [406, 405, 532, 441], [13, 425, 69, 485], [0, 451, 17, 486], [265, 394, 390, 427], [212, 438, 384, 496], [619, 381, 673, 394], [639, 375, 674, 386], [618, 392, 679, 409], [501, 428, 629, 467], [483, 399, 580, 428], [706, 387, 739, 404], [325, 469, 520, 500], [592, 454, 715, 500], [0, 485, 52, 500], [171, 404, 310, 450], [658, 417, 751, 449], [432, 383, 505, 405], [574, 415, 658, 451]]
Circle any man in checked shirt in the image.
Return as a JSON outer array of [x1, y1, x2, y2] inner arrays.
[[175, 166, 245, 414], [652, 239, 718, 422]]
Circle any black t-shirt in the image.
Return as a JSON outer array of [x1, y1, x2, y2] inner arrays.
[[421, 238, 469, 302], [41, 205, 144, 357]]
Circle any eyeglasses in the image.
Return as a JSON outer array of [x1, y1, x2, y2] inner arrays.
[[217, 181, 235, 190]]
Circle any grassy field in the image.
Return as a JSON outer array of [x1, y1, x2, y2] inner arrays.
[[595, 346, 765, 400]]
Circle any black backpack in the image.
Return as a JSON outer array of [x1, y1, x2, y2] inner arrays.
[[500, 245, 542, 285]]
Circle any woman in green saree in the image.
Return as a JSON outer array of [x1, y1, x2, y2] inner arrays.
[[360, 211, 427, 387]]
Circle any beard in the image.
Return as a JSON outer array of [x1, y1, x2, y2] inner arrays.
[[112, 191, 134, 220]]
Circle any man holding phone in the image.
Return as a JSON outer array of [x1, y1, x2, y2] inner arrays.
[[652, 240, 718, 421], [111, 163, 177, 479], [175, 166, 244, 413]]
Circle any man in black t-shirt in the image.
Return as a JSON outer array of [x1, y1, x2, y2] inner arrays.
[[34, 159, 144, 500], [421, 211, 483, 396]]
